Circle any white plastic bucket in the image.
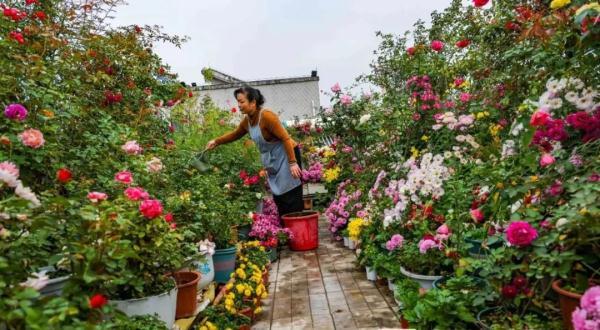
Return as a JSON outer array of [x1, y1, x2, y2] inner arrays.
[[195, 254, 214, 290], [400, 266, 443, 290], [366, 267, 377, 281], [111, 286, 178, 328]]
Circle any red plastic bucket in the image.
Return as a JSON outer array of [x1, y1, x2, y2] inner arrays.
[[282, 211, 319, 251]]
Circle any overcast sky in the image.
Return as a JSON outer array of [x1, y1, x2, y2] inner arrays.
[[110, 1, 453, 106]]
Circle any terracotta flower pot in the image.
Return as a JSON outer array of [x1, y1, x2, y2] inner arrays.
[[551, 280, 582, 330], [174, 271, 201, 319]]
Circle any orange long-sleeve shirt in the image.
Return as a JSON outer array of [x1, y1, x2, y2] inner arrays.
[[214, 109, 298, 163]]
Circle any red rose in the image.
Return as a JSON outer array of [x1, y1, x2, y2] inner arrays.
[[139, 199, 163, 219], [134, 25, 142, 33], [501, 285, 518, 299], [530, 110, 551, 127], [56, 168, 72, 183], [9, 31, 25, 44], [188, 91, 193, 98], [407, 47, 416, 56], [430, 40, 444, 52], [239, 170, 248, 180], [473, 0, 489, 7], [231, 107, 237, 113], [512, 275, 528, 288], [505, 21, 520, 31], [33, 11, 46, 20], [455, 39, 470, 48], [165, 213, 174, 223], [170, 223, 177, 229], [158, 67, 165, 75], [26, 0, 39, 5], [89, 294, 108, 308]]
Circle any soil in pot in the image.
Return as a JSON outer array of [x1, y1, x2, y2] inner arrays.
[[174, 271, 201, 319], [477, 306, 561, 330]]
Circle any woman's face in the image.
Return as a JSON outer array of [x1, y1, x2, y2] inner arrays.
[[236, 92, 256, 115]]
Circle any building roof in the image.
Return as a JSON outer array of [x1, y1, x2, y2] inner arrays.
[[196, 68, 319, 91]]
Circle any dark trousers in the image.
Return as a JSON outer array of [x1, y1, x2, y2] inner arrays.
[[273, 146, 304, 217]]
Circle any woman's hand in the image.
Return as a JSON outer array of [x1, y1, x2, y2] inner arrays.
[[290, 163, 302, 179], [206, 140, 218, 150]]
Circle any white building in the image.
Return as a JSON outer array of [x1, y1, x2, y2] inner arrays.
[[193, 68, 320, 122]]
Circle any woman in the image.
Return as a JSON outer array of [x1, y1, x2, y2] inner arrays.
[[206, 86, 303, 217]]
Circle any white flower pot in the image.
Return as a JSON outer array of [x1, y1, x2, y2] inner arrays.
[[366, 267, 377, 281], [400, 266, 443, 290], [388, 278, 396, 293], [195, 254, 214, 290], [348, 239, 356, 250], [39, 274, 71, 297], [343, 237, 349, 247], [111, 286, 178, 328]]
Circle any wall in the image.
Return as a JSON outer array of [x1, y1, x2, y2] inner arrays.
[[193, 77, 320, 121]]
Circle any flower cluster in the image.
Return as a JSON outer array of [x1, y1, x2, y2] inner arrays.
[[385, 234, 404, 251], [250, 199, 292, 246], [0, 161, 40, 207], [432, 112, 475, 131], [239, 170, 260, 186], [406, 75, 442, 113], [301, 162, 323, 183], [121, 140, 142, 155], [572, 286, 600, 330], [325, 182, 362, 234], [347, 217, 367, 240], [323, 166, 341, 183]]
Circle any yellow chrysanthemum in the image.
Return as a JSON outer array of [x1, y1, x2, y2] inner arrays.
[[236, 284, 245, 294], [411, 147, 420, 158], [261, 292, 268, 299], [550, 0, 571, 10], [244, 289, 252, 297], [323, 166, 341, 183], [348, 218, 367, 240], [254, 307, 263, 314]]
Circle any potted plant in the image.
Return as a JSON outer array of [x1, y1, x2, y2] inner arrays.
[[68, 187, 185, 328]]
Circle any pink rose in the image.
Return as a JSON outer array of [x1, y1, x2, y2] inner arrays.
[[430, 40, 444, 52], [121, 140, 142, 155], [87, 191, 108, 203], [473, 0, 489, 7], [139, 199, 163, 219], [459, 92, 471, 103], [418, 238, 439, 254], [340, 94, 352, 106], [530, 111, 551, 127], [539, 153, 555, 167], [331, 83, 341, 93], [407, 47, 416, 56], [505, 221, 538, 247], [0, 161, 19, 177], [114, 171, 133, 185], [124, 187, 149, 201], [19, 129, 45, 148], [470, 208, 485, 223], [436, 224, 450, 235]]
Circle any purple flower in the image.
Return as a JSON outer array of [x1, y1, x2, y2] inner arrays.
[[4, 103, 28, 121], [572, 286, 600, 330]]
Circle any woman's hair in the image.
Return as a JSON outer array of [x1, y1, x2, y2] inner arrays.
[[234, 86, 265, 109]]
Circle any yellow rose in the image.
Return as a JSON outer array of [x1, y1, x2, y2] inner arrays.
[[550, 0, 571, 10]]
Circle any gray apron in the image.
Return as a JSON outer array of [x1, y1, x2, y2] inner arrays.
[[248, 111, 301, 196]]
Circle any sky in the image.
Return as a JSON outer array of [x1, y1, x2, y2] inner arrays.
[[110, 1, 453, 106]]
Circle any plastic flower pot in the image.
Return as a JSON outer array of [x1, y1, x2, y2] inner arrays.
[[111, 283, 178, 328], [465, 237, 502, 257], [388, 278, 396, 292], [343, 236, 349, 247], [194, 254, 214, 290], [365, 266, 377, 281], [400, 266, 443, 290], [347, 238, 355, 250], [266, 247, 278, 263], [432, 276, 486, 290], [476, 306, 501, 330], [38, 266, 71, 297], [552, 280, 582, 330], [281, 211, 319, 251], [213, 246, 237, 283], [237, 224, 252, 241], [174, 271, 201, 319], [39, 275, 71, 297], [303, 197, 313, 210]]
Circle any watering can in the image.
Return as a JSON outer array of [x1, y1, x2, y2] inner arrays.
[[190, 149, 211, 172]]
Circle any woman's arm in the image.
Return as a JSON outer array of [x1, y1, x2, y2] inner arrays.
[[212, 117, 248, 147]]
